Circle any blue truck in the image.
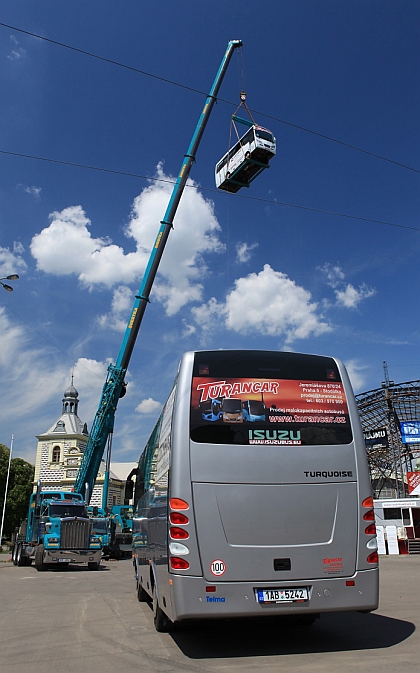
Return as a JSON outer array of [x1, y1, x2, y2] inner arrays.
[[12, 487, 102, 570]]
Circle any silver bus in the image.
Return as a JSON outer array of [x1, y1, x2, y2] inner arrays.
[[132, 350, 379, 631]]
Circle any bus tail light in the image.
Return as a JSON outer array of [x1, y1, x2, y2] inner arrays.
[[170, 557, 190, 570], [170, 526, 189, 540], [170, 498, 189, 510], [362, 496, 375, 522], [169, 512, 189, 525], [365, 523, 376, 535], [367, 551, 378, 564]]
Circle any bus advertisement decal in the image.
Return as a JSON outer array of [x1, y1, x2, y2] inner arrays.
[[190, 377, 352, 445]]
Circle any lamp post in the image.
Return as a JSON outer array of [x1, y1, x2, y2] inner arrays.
[[0, 435, 13, 551], [0, 274, 19, 292]]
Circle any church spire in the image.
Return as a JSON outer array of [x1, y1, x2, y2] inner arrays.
[[62, 379, 79, 415]]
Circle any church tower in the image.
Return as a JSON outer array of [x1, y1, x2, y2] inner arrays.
[[34, 380, 90, 491], [33, 381, 134, 507]]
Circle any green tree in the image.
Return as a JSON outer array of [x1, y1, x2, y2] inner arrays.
[[0, 444, 34, 540]]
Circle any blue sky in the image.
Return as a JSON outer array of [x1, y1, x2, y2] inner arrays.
[[1, 1, 419, 464]]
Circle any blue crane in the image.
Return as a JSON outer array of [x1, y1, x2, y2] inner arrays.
[[73, 39, 242, 502]]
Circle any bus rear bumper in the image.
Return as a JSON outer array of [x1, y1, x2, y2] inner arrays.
[[169, 568, 379, 622]]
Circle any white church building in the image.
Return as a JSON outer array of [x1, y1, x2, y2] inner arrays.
[[33, 381, 136, 508]]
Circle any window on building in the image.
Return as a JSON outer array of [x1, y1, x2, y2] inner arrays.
[[383, 507, 401, 520], [51, 446, 61, 463]]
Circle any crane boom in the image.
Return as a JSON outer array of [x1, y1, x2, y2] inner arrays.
[[74, 39, 242, 500]]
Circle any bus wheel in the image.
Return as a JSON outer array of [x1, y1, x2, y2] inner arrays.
[[153, 585, 173, 632], [34, 544, 46, 571], [245, 151, 250, 158], [137, 579, 149, 602]]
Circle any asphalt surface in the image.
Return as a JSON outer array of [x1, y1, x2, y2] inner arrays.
[[0, 554, 418, 673]]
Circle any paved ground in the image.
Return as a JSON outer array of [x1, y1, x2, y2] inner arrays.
[[0, 554, 418, 673]]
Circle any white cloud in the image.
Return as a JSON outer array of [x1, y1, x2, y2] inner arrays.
[[192, 264, 331, 344], [319, 262, 375, 309], [335, 283, 376, 308], [71, 358, 112, 421], [97, 286, 133, 332], [0, 245, 27, 277], [30, 166, 224, 314], [7, 35, 25, 60], [319, 262, 345, 287], [24, 186, 42, 199], [30, 205, 137, 285], [344, 359, 371, 392], [0, 307, 115, 461], [135, 398, 162, 414], [182, 319, 196, 338], [127, 163, 224, 315], [13, 241, 24, 255], [236, 241, 258, 263]]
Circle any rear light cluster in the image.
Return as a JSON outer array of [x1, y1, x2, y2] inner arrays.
[[362, 496, 378, 564], [169, 498, 190, 570]]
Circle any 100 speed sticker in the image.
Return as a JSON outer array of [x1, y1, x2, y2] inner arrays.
[[210, 559, 226, 576]]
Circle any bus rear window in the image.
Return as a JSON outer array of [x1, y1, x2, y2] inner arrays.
[[190, 351, 352, 446]]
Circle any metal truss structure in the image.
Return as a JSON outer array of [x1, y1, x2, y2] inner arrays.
[[356, 379, 420, 498]]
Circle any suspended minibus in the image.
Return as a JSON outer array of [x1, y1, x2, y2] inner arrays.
[[132, 350, 379, 631], [215, 125, 276, 193]]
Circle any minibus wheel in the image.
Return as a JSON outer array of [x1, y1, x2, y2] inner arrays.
[[153, 585, 173, 632], [137, 579, 149, 602]]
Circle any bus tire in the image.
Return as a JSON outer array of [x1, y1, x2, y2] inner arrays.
[[34, 544, 46, 571], [153, 585, 173, 632], [137, 579, 149, 602]]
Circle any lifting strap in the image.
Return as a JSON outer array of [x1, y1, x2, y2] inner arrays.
[[225, 92, 257, 174]]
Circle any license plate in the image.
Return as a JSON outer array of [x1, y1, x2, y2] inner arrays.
[[58, 558, 71, 563], [256, 587, 309, 603]]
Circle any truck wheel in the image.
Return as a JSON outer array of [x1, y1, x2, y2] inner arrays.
[[153, 585, 173, 632], [34, 544, 46, 571], [12, 543, 18, 566], [88, 560, 100, 571], [16, 543, 26, 567]]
